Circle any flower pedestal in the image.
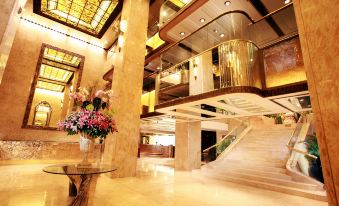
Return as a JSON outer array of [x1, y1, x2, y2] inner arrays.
[[78, 134, 94, 168]]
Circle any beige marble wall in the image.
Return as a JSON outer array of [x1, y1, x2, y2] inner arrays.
[[189, 50, 214, 95], [293, 1, 339, 205], [103, 0, 149, 177], [0, 1, 107, 142], [175, 122, 201, 170]]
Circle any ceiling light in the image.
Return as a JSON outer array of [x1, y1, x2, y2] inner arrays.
[[180, 32, 185, 36], [199, 18, 205, 23], [213, 29, 218, 33], [220, 33, 225, 37], [224, 1, 231, 6], [284, 0, 290, 4]]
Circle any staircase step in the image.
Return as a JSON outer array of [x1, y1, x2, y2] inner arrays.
[[198, 123, 326, 201], [201, 170, 320, 190], [210, 161, 287, 174], [202, 166, 292, 180], [226, 155, 287, 162], [195, 172, 327, 202], [224, 158, 286, 167]]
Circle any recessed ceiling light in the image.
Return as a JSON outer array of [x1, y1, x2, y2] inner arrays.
[[180, 32, 185, 36], [284, 0, 290, 4], [213, 29, 218, 33], [199, 18, 205, 23], [220, 33, 225, 37], [225, 1, 231, 6]]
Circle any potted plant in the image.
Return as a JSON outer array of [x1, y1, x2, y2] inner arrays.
[[57, 86, 118, 166], [305, 134, 324, 183]]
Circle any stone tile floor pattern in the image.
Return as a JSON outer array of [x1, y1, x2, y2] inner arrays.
[[0, 158, 328, 206]]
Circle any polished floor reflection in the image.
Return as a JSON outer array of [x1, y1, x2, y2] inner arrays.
[[0, 158, 328, 206]]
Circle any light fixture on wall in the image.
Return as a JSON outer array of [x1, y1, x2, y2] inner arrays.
[[118, 19, 127, 52], [180, 32, 185, 36], [199, 18, 205, 23], [193, 58, 198, 80]]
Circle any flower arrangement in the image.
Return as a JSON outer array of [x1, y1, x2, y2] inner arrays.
[[57, 86, 117, 143]]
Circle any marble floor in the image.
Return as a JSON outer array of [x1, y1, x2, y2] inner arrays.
[[0, 158, 328, 206]]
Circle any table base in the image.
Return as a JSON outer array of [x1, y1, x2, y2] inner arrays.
[[67, 174, 98, 206]]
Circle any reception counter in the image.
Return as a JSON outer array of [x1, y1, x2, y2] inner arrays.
[[139, 144, 174, 158]]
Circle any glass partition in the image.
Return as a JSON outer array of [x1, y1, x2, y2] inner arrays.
[[159, 0, 193, 26], [161, 12, 254, 71], [156, 5, 297, 103], [250, 5, 297, 47]]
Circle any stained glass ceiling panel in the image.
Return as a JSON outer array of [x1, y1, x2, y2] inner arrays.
[[36, 0, 121, 37], [37, 81, 65, 92], [43, 47, 81, 67], [39, 64, 73, 83]]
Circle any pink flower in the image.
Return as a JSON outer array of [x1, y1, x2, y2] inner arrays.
[[95, 90, 105, 98]]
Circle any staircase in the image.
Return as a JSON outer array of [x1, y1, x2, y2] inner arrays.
[[196, 123, 327, 201]]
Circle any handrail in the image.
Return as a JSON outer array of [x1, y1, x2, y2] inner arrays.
[[286, 113, 318, 165], [289, 147, 318, 159], [250, 3, 293, 24], [286, 114, 304, 148], [202, 125, 239, 153]]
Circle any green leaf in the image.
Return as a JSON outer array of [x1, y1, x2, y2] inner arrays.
[[93, 97, 101, 111], [102, 102, 107, 110]]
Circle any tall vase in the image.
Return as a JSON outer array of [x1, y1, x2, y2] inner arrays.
[[99, 140, 105, 164], [79, 133, 93, 167]]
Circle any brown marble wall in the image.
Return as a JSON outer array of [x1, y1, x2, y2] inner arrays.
[[0, 140, 101, 161], [293, 1, 339, 205], [263, 37, 307, 88], [0, 1, 107, 142]]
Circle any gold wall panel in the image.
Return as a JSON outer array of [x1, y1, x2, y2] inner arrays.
[[219, 40, 261, 89]]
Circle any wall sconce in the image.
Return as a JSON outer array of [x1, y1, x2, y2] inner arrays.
[[193, 58, 198, 80], [120, 20, 127, 32], [118, 20, 127, 52], [117, 34, 124, 52]]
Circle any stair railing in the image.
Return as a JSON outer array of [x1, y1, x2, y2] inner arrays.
[[286, 113, 317, 168], [202, 119, 249, 163]]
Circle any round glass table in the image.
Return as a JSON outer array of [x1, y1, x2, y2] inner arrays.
[[43, 164, 117, 206]]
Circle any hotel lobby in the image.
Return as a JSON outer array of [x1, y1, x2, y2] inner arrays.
[[0, 0, 338, 206]]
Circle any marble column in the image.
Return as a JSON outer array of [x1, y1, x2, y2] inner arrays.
[[293, 1, 339, 205], [0, 0, 24, 84], [103, 0, 149, 177], [175, 121, 201, 170], [175, 50, 214, 170]]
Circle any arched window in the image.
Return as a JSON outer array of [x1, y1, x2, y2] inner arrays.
[[32, 101, 52, 126]]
